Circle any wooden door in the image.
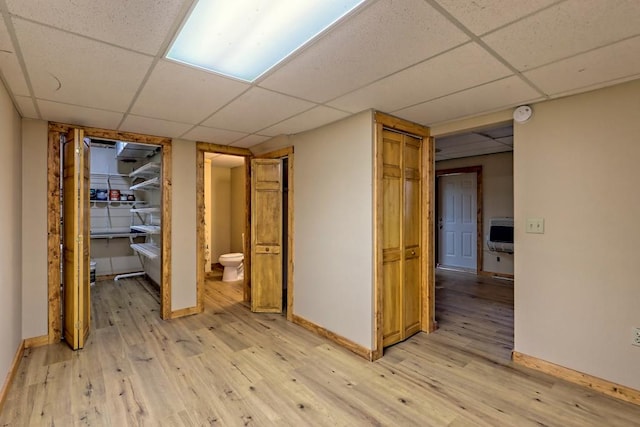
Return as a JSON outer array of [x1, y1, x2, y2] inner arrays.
[[62, 128, 91, 349], [251, 159, 283, 312], [403, 135, 422, 338], [381, 129, 422, 347], [438, 173, 477, 270]]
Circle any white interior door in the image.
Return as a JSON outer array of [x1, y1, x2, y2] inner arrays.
[[438, 173, 477, 270]]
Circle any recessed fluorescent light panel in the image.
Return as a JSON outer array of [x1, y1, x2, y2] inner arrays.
[[166, 0, 366, 82]]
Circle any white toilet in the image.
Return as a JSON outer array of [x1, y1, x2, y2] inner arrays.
[[219, 253, 244, 282]]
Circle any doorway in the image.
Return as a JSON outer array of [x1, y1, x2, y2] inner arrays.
[[432, 122, 514, 361], [196, 143, 252, 313], [195, 143, 295, 319], [47, 123, 173, 346], [202, 151, 247, 307]]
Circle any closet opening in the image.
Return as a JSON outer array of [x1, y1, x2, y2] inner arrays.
[[87, 138, 163, 285], [47, 123, 173, 348]]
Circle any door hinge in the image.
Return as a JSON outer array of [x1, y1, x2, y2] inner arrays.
[[75, 321, 82, 330], [76, 235, 83, 243]]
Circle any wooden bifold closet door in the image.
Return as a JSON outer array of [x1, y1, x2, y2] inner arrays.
[[382, 129, 422, 347], [62, 128, 91, 349], [250, 158, 283, 313]]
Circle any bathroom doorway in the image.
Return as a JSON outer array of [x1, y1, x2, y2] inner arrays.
[[196, 145, 251, 310], [195, 144, 294, 319]]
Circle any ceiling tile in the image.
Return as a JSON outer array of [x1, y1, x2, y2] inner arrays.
[[181, 126, 248, 145], [120, 115, 193, 139], [14, 95, 38, 118], [437, 132, 493, 148], [524, 36, 640, 96], [482, 0, 640, 71], [0, 18, 29, 96], [38, 100, 123, 129], [202, 87, 315, 133], [14, 19, 153, 113], [232, 134, 271, 148], [261, 106, 350, 136], [328, 42, 512, 113], [259, 0, 469, 103], [394, 76, 542, 125], [438, 143, 512, 160], [435, 0, 558, 35], [131, 61, 249, 124], [6, 0, 187, 55]]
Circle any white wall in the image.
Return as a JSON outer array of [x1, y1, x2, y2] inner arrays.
[[0, 81, 22, 385], [515, 79, 640, 390], [21, 119, 46, 338], [230, 165, 245, 254], [254, 110, 375, 349], [210, 166, 231, 262], [171, 140, 197, 310], [436, 152, 514, 275]]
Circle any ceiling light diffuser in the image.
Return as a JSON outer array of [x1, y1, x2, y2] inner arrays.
[[166, 0, 366, 82]]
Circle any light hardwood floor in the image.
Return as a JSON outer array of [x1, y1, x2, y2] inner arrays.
[[1, 271, 639, 426]]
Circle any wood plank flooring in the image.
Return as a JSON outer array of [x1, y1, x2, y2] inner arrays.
[[1, 271, 639, 425]]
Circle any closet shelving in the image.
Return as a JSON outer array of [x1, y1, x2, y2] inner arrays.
[[129, 177, 160, 191], [117, 161, 162, 280], [90, 172, 147, 240]]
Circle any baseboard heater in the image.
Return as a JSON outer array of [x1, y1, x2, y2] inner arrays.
[[487, 217, 514, 254]]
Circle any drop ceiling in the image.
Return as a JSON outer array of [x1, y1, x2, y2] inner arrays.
[[1, 0, 639, 150], [435, 123, 513, 161]]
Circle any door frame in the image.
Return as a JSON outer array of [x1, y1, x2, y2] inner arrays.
[[435, 166, 483, 274], [373, 112, 434, 361], [47, 122, 173, 344], [195, 142, 253, 311], [195, 144, 294, 319]]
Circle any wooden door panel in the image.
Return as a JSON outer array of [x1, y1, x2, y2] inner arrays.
[[252, 254, 282, 312], [251, 159, 283, 313], [383, 132, 402, 166], [403, 254, 421, 337], [62, 128, 90, 349], [404, 178, 420, 248], [383, 178, 401, 250], [80, 136, 90, 347], [403, 134, 422, 341], [254, 191, 281, 244], [382, 261, 401, 346]]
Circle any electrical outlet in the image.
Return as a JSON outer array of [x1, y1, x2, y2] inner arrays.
[[633, 328, 640, 347]]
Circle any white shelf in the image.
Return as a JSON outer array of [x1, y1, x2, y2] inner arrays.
[[130, 206, 160, 213], [91, 200, 146, 205], [91, 231, 147, 239], [130, 162, 161, 179], [131, 243, 160, 259], [130, 225, 160, 234], [130, 176, 160, 191], [90, 172, 129, 178]]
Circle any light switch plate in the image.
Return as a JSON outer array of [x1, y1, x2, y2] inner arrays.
[[526, 218, 544, 234]]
